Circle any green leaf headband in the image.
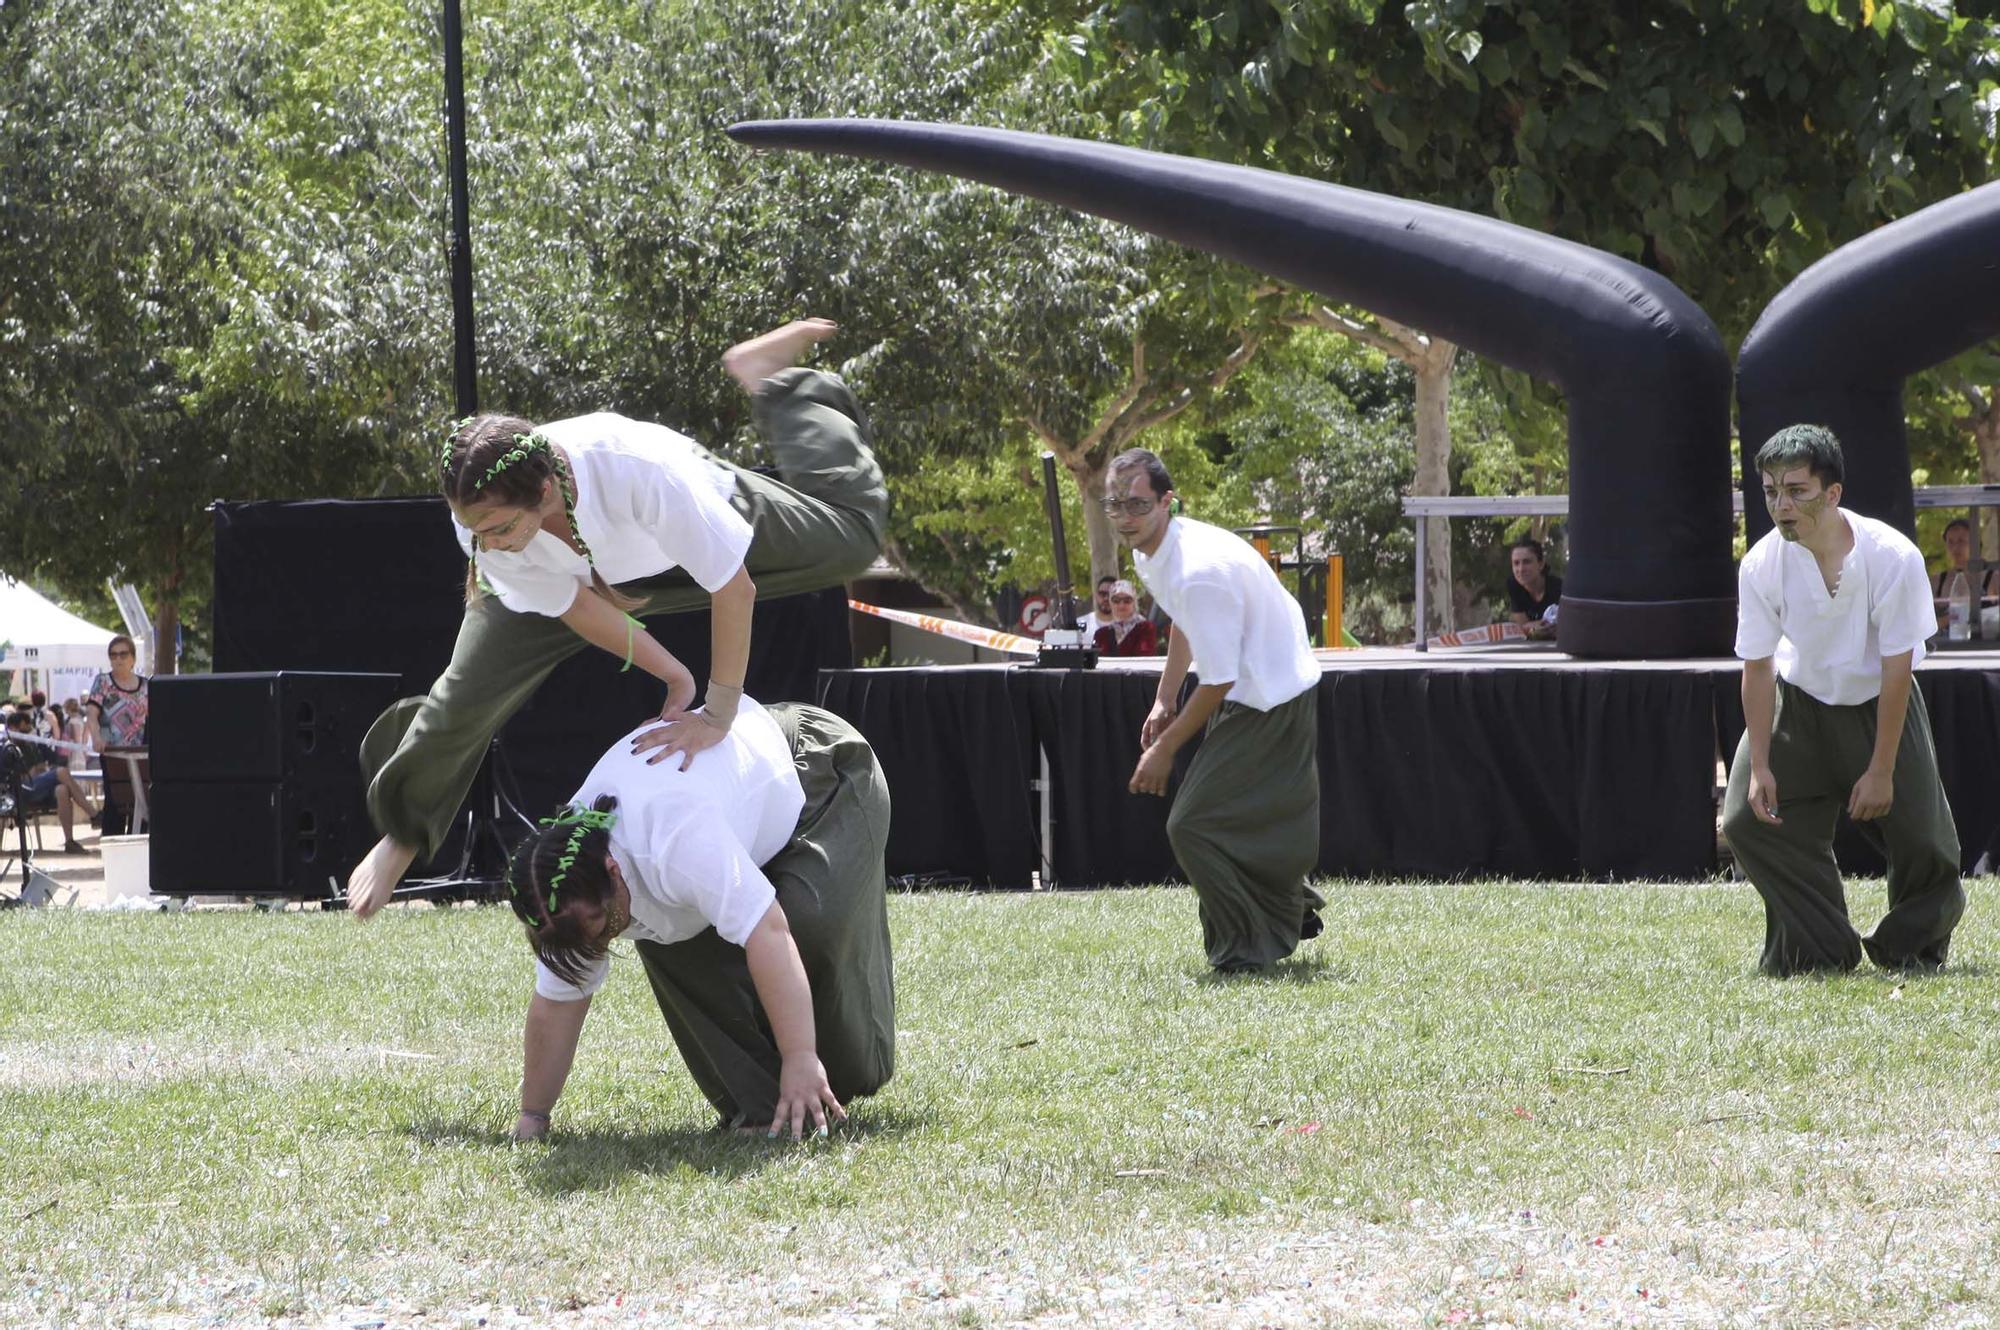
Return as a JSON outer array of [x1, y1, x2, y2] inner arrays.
[[476, 432, 555, 491], [511, 805, 619, 917], [439, 416, 473, 479]]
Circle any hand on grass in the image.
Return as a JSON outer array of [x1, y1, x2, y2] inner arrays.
[[769, 1053, 845, 1141]]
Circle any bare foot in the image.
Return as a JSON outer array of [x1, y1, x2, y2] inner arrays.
[[347, 835, 417, 920], [723, 318, 837, 394]]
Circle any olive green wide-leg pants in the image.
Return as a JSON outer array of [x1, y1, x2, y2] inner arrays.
[[1721, 679, 1963, 977], [360, 369, 888, 858], [1166, 687, 1324, 972], [633, 702, 896, 1125]]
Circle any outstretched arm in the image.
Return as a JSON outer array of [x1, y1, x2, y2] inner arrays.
[[560, 586, 697, 715], [631, 565, 757, 770], [743, 901, 845, 1140], [516, 991, 593, 1141]]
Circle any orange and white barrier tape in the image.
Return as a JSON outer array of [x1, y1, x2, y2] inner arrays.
[[848, 600, 1040, 657]]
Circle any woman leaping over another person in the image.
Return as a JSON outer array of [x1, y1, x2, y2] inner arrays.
[[348, 319, 889, 916]]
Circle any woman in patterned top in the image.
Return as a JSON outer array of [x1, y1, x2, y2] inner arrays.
[[85, 634, 148, 834]]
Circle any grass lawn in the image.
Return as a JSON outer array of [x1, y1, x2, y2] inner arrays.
[[2, 879, 1996, 1329]]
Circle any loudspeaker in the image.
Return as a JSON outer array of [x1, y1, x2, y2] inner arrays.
[[149, 672, 402, 784], [147, 671, 402, 897], [149, 780, 374, 897]]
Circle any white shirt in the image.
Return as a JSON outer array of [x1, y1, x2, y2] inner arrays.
[[455, 412, 753, 617], [1078, 610, 1113, 634], [534, 697, 806, 1001], [1132, 517, 1319, 711], [1735, 510, 1937, 706]]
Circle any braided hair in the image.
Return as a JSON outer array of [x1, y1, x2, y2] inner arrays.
[[508, 794, 622, 987], [439, 414, 642, 611]]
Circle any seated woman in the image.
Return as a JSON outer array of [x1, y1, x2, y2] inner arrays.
[[1092, 580, 1158, 656], [4, 712, 95, 852], [506, 698, 895, 1142], [1504, 537, 1562, 640], [1933, 517, 2000, 599]]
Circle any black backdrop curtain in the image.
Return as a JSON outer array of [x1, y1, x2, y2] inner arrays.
[[212, 498, 850, 852]]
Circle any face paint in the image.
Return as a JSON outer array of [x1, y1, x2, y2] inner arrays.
[[599, 893, 631, 942]]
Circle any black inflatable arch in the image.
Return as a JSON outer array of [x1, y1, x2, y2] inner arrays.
[[1738, 179, 2000, 541], [728, 119, 1736, 658]]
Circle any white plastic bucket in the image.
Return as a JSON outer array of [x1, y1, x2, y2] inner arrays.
[[100, 834, 151, 900]]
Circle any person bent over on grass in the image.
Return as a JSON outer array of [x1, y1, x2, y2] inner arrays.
[[508, 699, 894, 1142], [1109, 448, 1325, 973], [348, 319, 889, 917], [1723, 424, 1963, 977]]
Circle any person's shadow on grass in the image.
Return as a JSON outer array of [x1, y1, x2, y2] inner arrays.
[[1197, 952, 1355, 986], [404, 1104, 931, 1195]]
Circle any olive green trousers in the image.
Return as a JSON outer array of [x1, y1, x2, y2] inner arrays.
[[1167, 687, 1324, 971], [1722, 679, 1963, 977], [634, 702, 896, 1125]]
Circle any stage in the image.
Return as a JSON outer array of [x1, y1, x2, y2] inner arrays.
[[814, 645, 2000, 888]]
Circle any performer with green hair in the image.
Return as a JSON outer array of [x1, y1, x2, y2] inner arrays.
[[348, 319, 889, 915], [505, 698, 895, 1141], [1723, 424, 1963, 976]]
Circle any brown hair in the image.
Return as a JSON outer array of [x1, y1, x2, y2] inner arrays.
[[439, 414, 642, 611], [507, 794, 622, 988], [107, 634, 138, 662]]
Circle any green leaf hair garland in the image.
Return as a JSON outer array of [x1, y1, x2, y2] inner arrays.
[[453, 428, 618, 636], [511, 805, 619, 918]]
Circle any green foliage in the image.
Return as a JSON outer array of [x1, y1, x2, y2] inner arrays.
[[5, 0, 1995, 648], [1047, 0, 2000, 519]]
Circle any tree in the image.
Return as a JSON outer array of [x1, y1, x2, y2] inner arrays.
[[0, 0, 438, 668], [1047, 0, 2000, 625]]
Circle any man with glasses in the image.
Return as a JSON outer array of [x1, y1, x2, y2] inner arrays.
[[1106, 448, 1323, 972], [1078, 575, 1117, 635]]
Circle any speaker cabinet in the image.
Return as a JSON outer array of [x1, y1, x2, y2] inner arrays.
[[149, 780, 373, 897], [149, 671, 401, 784], [147, 672, 402, 896]]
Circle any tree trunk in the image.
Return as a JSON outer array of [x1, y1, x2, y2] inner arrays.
[[152, 594, 179, 675], [1412, 337, 1458, 635], [1067, 452, 1120, 585]]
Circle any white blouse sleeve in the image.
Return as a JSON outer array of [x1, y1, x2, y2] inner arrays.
[[624, 451, 754, 594], [1733, 548, 1782, 661], [648, 826, 778, 948], [1875, 543, 1941, 659], [534, 952, 611, 1001], [1175, 575, 1246, 687]]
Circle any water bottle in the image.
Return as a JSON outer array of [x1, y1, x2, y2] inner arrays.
[[1947, 570, 1972, 641]]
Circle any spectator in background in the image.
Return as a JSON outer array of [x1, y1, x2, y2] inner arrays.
[[28, 691, 60, 743], [1078, 575, 1117, 635], [1933, 517, 1998, 599], [1505, 537, 1563, 639], [1093, 580, 1158, 657], [61, 698, 88, 761], [86, 634, 149, 836], [5, 711, 96, 852]]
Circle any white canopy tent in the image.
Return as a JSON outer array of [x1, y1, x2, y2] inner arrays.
[[0, 577, 128, 701]]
